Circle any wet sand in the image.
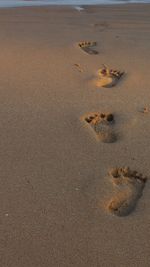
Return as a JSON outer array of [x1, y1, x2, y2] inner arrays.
[[0, 4, 150, 266]]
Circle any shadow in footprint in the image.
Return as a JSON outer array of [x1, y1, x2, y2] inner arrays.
[[82, 112, 117, 143], [106, 167, 147, 216], [78, 41, 98, 55]]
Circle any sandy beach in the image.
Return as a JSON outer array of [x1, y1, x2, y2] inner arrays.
[[0, 4, 150, 266]]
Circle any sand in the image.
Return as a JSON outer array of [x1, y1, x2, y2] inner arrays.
[[0, 4, 150, 267]]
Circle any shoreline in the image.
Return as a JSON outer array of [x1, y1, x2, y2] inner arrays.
[[0, 2, 149, 10], [0, 3, 149, 14]]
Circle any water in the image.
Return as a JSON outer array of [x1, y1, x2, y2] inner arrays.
[[0, 0, 149, 8]]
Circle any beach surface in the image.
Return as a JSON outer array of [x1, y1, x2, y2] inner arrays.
[[0, 4, 150, 267]]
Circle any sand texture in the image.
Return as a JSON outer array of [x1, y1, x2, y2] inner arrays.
[[0, 4, 150, 267]]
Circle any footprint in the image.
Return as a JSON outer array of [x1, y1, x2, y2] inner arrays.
[[95, 65, 124, 88], [74, 63, 83, 73], [106, 167, 147, 216], [78, 41, 98, 55], [82, 112, 117, 143]]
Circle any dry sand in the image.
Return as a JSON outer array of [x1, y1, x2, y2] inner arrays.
[[0, 4, 150, 267]]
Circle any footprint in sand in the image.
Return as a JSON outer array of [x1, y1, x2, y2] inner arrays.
[[74, 63, 83, 73], [82, 112, 117, 143], [78, 41, 98, 55], [95, 65, 124, 88], [106, 167, 147, 216]]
